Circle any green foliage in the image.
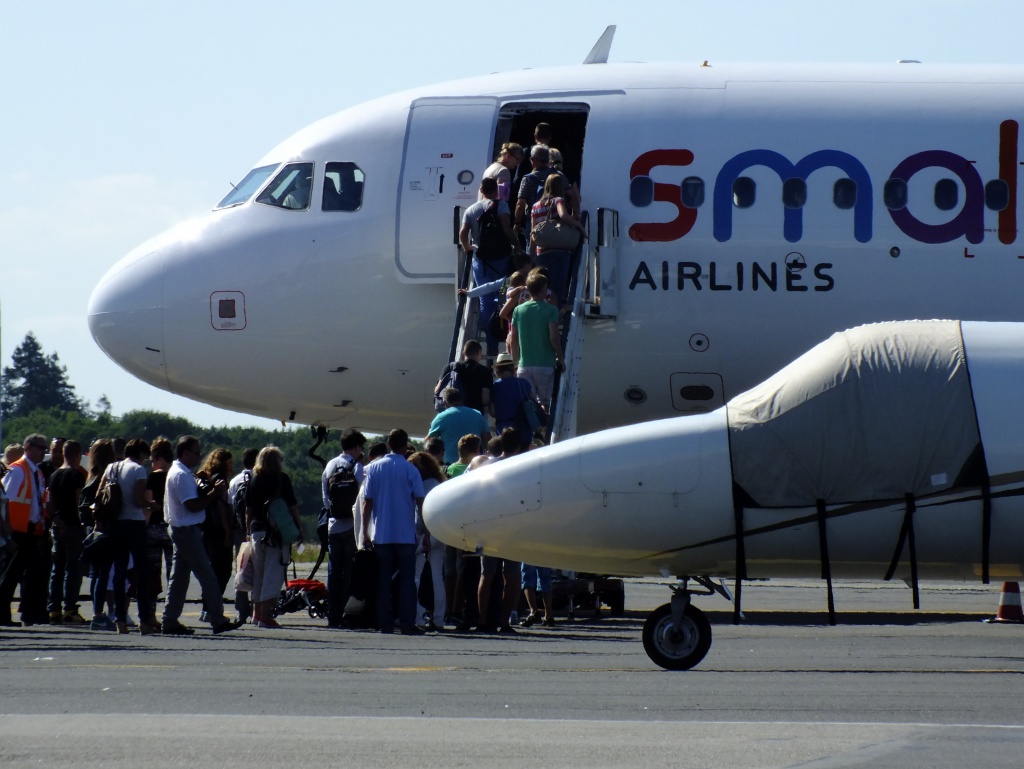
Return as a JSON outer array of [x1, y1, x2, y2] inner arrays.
[[1, 333, 83, 419]]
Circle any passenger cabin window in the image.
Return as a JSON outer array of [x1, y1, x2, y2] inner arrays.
[[833, 178, 857, 210], [256, 162, 314, 210], [934, 178, 958, 211], [323, 162, 365, 212], [630, 176, 654, 207], [732, 177, 756, 208], [782, 178, 807, 209], [217, 164, 278, 209], [681, 177, 705, 209], [985, 179, 1010, 211], [883, 179, 908, 211]]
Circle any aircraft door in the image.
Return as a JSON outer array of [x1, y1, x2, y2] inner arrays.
[[586, 208, 619, 318], [396, 96, 500, 283]]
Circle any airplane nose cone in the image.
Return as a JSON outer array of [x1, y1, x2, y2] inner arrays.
[[88, 249, 167, 389], [423, 454, 543, 554]]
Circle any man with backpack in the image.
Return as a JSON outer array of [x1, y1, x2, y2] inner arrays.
[[321, 429, 367, 628], [459, 176, 522, 356], [433, 339, 493, 416], [228, 447, 259, 623]]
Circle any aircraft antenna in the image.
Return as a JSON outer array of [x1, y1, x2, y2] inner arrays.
[[583, 25, 616, 65]]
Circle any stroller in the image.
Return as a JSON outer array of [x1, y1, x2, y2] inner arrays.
[[272, 520, 330, 620], [273, 578, 328, 619]]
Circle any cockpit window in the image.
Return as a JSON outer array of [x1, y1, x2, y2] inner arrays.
[[323, 162, 365, 211], [256, 162, 314, 210], [216, 164, 278, 209]]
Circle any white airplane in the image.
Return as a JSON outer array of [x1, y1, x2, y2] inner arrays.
[[423, 319, 1024, 669], [88, 31, 1024, 667]]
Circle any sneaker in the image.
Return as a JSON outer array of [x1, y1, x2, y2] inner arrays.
[[520, 612, 542, 627], [256, 618, 282, 629], [90, 614, 116, 632], [161, 621, 195, 636], [48, 611, 63, 625], [62, 610, 88, 625], [212, 618, 245, 634], [542, 617, 556, 628], [495, 624, 518, 635]]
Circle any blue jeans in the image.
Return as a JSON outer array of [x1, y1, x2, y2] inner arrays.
[[535, 249, 570, 304], [112, 519, 154, 623], [164, 524, 226, 626], [48, 524, 85, 613], [375, 543, 416, 631], [473, 255, 510, 356], [328, 530, 356, 625]]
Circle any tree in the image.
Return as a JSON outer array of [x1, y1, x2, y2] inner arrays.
[[1, 333, 83, 419]]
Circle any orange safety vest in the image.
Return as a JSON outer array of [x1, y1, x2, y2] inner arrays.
[[6, 457, 48, 534]]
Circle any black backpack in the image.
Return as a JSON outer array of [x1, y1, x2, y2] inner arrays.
[[231, 470, 251, 531], [433, 362, 467, 412], [327, 457, 360, 520], [475, 201, 511, 262]]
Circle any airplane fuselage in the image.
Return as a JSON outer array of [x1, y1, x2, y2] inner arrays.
[[89, 62, 1024, 435]]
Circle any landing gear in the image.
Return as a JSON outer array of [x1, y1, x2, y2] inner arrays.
[[641, 577, 727, 670]]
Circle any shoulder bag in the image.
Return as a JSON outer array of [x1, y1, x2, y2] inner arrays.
[[531, 198, 580, 251]]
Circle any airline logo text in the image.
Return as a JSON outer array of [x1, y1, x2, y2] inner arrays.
[[628, 120, 1020, 247]]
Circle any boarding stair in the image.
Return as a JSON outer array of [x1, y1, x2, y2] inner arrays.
[[445, 207, 620, 447]]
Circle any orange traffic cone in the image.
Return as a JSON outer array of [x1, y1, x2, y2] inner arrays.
[[985, 582, 1024, 624]]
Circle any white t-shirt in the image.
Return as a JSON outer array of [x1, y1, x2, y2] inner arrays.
[[481, 161, 512, 201], [164, 459, 204, 527], [106, 459, 149, 522]]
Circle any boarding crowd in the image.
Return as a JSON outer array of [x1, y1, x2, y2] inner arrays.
[[0, 433, 303, 635], [0, 124, 583, 637], [319, 123, 585, 634], [0, 423, 553, 637]]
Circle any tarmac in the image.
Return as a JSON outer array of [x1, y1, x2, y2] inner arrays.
[[1, 577, 1022, 768]]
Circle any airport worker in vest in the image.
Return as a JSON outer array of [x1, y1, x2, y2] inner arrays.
[[0, 434, 52, 626]]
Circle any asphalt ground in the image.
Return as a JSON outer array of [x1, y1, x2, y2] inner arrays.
[[1, 578, 1021, 768]]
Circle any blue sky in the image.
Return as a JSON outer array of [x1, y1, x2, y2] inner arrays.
[[2, 1, 1021, 432]]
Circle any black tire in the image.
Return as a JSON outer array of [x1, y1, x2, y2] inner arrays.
[[642, 602, 712, 670]]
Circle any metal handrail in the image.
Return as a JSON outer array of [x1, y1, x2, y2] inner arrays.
[[545, 211, 590, 444]]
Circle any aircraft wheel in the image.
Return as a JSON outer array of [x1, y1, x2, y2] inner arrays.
[[642, 602, 712, 670]]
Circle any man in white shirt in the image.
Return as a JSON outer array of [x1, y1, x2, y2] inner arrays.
[[162, 435, 243, 635]]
